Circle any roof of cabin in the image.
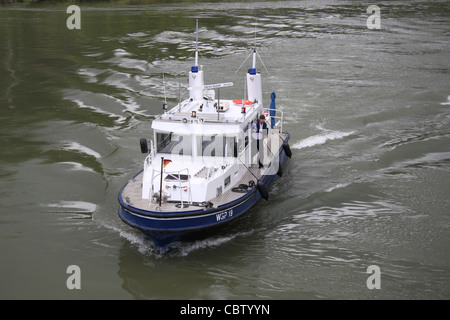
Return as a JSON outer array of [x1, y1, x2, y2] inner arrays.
[[152, 98, 261, 135]]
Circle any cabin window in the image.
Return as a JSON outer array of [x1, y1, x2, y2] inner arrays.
[[224, 175, 231, 187], [198, 135, 218, 157], [225, 136, 236, 157], [238, 124, 249, 154], [196, 134, 237, 157], [156, 132, 172, 153], [156, 132, 192, 156]]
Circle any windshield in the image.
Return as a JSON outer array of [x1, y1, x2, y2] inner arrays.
[[197, 134, 236, 157], [156, 132, 237, 157], [156, 132, 192, 156]]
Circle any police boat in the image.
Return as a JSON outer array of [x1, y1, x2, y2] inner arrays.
[[118, 21, 292, 250]]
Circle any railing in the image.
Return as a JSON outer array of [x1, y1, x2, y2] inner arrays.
[[150, 167, 192, 207], [262, 108, 284, 132], [144, 140, 156, 168]]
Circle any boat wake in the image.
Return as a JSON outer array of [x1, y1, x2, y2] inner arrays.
[[110, 222, 254, 257], [440, 95, 450, 105], [292, 127, 355, 150], [103, 224, 159, 255], [324, 182, 352, 193], [170, 230, 255, 257]]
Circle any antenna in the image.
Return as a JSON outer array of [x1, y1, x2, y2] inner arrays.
[[235, 48, 269, 75], [178, 83, 181, 113], [253, 18, 257, 50], [235, 19, 270, 75], [162, 73, 167, 112], [189, 19, 204, 101], [251, 19, 257, 70], [235, 50, 253, 74], [244, 74, 247, 104], [163, 73, 167, 103], [194, 19, 199, 67], [256, 50, 270, 75], [242, 74, 247, 110]]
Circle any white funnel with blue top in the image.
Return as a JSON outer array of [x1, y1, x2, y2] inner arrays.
[[189, 19, 204, 101], [247, 49, 262, 105]]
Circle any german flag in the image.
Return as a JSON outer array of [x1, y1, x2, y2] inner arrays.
[[163, 159, 172, 168]]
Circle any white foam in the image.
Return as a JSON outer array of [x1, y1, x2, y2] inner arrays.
[[127, 32, 148, 37], [440, 95, 450, 105], [110, 224, 254, 257], [68, 98, 127, 124], [45, 201, 97, 213], [77, 68, 99, 78], [101, 223, 156, 254], [175, 232, 252, 257], [324, 182, 351, 192], [153, 30, 189, 45], [59, 161, 95, 172], [115, 57, 148, 72], [113, 48, 131, 57], [63, 142, 101, 159], [292, 130, 355, 149], [404, 152, 450, 167]]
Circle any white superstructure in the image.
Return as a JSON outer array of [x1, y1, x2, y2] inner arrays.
[[140, 21, 284, 207]]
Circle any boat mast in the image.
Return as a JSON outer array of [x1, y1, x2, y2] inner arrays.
[[247, 49, 262, 105], [246, 20, 263, 105], [188, 19, 204, 101]]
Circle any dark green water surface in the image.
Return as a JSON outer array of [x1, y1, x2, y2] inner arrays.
[[1, 0, 449, 299]]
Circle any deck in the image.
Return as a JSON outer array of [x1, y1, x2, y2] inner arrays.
[[120, 132, 287, 214], [120, 164, 262, 213]]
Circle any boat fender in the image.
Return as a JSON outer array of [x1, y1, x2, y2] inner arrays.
[[277, 163, 283, 177], [140, 138, 148, 154], [256, 180, 269, 201], [283, 142, 292, 158]]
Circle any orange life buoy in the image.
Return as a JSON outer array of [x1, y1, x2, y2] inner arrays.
[[233, 99, 253, 105]]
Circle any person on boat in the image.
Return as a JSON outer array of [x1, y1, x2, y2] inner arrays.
[[252, 114, 268, 168]]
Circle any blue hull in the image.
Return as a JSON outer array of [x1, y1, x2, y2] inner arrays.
[[118, 134, 290, 249]]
